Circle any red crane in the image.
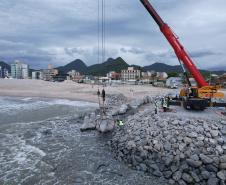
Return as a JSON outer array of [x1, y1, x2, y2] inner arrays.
[[140, 0, 225, 110], [140, 0, 209, 87]]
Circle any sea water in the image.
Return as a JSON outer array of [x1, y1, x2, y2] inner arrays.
[[0, 96, 163, 185]]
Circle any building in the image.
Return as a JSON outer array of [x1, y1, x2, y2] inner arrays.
[[68, 70, 80, 77], [121, 67, 140, 81], [157, 72, 168, 79], [166, 77, 182, 86], [11, 60, 29, 79], [72, 76, 85, 83], [109, 72, 121, 81], [0, 66, 9, 78], [32, 71, 43, 79], [83, 75, 96, 84], [42, 65, 58, 81]]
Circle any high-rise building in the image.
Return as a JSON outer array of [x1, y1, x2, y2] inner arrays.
[[11, 60, 29, 79], [0, 66, 9, 78]]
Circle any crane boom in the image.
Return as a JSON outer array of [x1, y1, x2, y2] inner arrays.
[[140, 0, 209, 87]]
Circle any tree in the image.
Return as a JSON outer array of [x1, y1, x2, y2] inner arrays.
[[167, 72, 179, 79], [201, 72, 215, 81], [151, 72, 157, 81], [115, 74, 119, 80]]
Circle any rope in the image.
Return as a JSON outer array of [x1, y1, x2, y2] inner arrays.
[[97, 0, 106, 111]]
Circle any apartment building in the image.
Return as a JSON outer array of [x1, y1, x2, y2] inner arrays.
[[32, 71, 43, 79], [11, 60, 29, 79], [121, 67, 140, 81], [0, 66, 9, 78], [42, 65, 58, 81]]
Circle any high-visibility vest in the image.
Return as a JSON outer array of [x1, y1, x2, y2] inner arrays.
[[155, 100, 157, 104], [155, 104, 157, 109], [119, 121, 124, 125], [163, 103, 167, 107]]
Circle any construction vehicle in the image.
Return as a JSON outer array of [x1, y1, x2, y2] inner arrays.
[[140, 0, 226, 110]]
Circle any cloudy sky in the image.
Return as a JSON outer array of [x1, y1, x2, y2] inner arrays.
[[0, 0, 226, 71]]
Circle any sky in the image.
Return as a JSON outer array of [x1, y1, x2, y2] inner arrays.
[[0, 0, 226, 71]]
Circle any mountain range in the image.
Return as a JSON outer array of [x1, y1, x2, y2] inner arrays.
[[1, 57, 226, 76]]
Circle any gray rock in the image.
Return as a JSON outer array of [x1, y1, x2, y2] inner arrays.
[[179, 143, 186, 152], [207, 176, 220, 185], [189, 132, 198, 138], [127, 104, 138, 114], [140, 150, 148, 159], [134, 136, 141, 141], [220, 163, 226, 169], [178, 179, 187, 185], [168, 179, 175, 185], [164, 156, 173, 166], [220, 155, 226, 163], [186, 159, 202, 168], [179, 164, 189, 173], [184, 137, 192, 144], [190, 154, 199, 161], [119, 104, 128, 114], [200, 154, 213, 164], [135, 156, 143, 163], [190, 171, 200, 183], [150, 164, 159, 171], [139, 163, 147, 172], [209, 138, 217, 145], [153, 170, 163, 177], [75, 177, 83, 183], [217, 170, 226, 180], [210, 130, 219, 137], [139, 139, 148, 146], [206, 164, 219, 173], [201, 171, 210, 180], [164, 171, 173, 178], [172, 120, 179, 125], [182, 173, 193, 183], [173, 171, 182, 181], [164, 142, 171, 151], [171, 164, 179, 173], [220, 179, 226, 185]]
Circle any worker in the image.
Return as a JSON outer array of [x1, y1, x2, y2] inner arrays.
[[161, 98, 164, 108], [155, 98, 157, 114], [102, 89, 105, 101], [119, 119, 124, 131], [165, 97, 168, 102], [163, 102, 167, 112]]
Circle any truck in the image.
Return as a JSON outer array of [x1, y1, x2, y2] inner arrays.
[[140, 0, 226, 110]]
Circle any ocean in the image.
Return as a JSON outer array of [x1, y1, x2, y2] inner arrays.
[[0, 96, 163, 185]]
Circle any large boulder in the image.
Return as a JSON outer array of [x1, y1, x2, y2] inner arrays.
[[119, 104, 128, 114], [80, 116, 96, 131]]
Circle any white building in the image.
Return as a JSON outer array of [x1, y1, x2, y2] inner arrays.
[[32, 71, 43, 79], [68, 70, 80, 77], [121, 67, 140, 81], [11, 60, 29, 79], [166, 77, 182, 85]]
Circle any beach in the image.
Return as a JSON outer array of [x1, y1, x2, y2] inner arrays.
[[0, 79, 225, 102], [0, 79, 173, 103]]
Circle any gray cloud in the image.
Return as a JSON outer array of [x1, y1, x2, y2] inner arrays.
[[0, 0, 225, 71]]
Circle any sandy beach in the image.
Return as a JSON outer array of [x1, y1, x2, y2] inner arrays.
[[0, 79, 225, 103], [0, 79, 173, 103]]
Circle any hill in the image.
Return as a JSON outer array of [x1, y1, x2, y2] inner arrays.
[[0, 61, 11, 73], [56, 59, 87, 74], [84, 57, 129, 76]]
